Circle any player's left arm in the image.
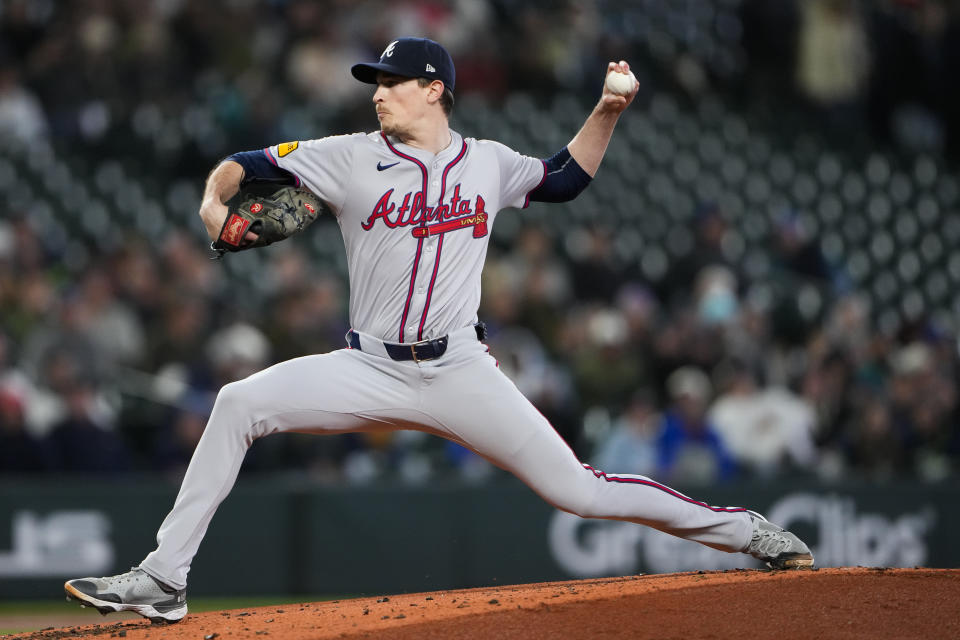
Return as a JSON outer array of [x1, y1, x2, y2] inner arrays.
[[528, 60, 637, 203]]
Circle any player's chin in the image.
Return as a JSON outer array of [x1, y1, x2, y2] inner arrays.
[[380, 121, 405, 139]]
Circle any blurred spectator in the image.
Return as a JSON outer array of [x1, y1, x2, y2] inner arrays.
[[661, 204, 739, 309], [568, 228, 622, 303], [74, 265, 147, 369], [649, 308, 727, 392], [264, 255, 346, 361], [152, 391, 214, 478], [567, 307, 646, 412], [111, 244, 165, 327], [147, 296, 211, 378], [692, 265, 740, 329], [160, 232, 221, 298], [1, 251, 56, 351], [18, 291, 108, 393], [591, 389, 660, 477], [479, 253, 524, 332], [887, 341, 957, 481], [206, 322, 272, 387], [770, 211, 836, 288], [796, 0, 870, 132], [866, 0, 957, 154], [708, 360, 818, 477], [823, 294, 873, 361], [0, 387, 48, 473], [44, 376, 129, 474], [844, 397, 903, 478], [285, 28, 368, 108], [616, 284, 659, 347], [656, 366, 736, 484], [508, 227, 573, 350], [802, 348, 855, 450], [0, 63, 48, 143]]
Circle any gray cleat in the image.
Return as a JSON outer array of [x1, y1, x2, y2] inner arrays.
[[745, 511, 815, 569], [65, 567, 187, 624]]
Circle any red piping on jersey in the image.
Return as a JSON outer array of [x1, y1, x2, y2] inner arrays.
[[382, 133, 429, 343], [416, 138, 468, 340], [581, 464, 749, 513], [262, 147, 302, 187], [417, 235, 444, 340], [522, 159, 549, 209]]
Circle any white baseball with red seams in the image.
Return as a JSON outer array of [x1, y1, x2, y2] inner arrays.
[[138, 128, 755, 590]]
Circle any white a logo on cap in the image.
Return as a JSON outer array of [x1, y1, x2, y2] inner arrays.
[[425, 63, 436, 72], [382, 41, 398, 59]]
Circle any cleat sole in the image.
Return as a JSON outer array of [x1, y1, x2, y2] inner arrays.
[[769, 554, 816, 570], [64, 581, 186, 624]]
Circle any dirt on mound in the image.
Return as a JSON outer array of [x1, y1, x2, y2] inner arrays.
[[6, 568, 959, 640]]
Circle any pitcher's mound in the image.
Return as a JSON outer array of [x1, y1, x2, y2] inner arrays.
[[9, 567, 960, 640]]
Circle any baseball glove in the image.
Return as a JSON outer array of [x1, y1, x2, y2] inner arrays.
[[211, 183, 326, 257]]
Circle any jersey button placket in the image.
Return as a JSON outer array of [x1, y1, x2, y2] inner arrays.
[[412, 164, 440, 342]]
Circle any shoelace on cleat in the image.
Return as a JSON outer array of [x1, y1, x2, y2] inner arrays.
[[101, 567, 143, 585], [750, 527, 791, 558]]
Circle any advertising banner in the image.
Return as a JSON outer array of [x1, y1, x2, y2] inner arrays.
[[0, 478, 953, 598]]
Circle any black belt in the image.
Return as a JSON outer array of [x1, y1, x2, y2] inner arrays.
[[348, 322, 487, 362]]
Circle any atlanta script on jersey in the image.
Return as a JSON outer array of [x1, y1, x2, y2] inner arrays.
[[266, 131, 546, 343]]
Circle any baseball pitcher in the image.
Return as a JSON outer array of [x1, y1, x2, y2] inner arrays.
[[65, 38, 813, 624]]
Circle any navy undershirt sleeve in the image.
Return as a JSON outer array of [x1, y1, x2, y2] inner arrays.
[[225, 150, 298, 186], [528, 147, 592, 203]]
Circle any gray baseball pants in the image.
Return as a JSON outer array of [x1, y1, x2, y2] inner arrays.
[[141, 326, 753, 588]]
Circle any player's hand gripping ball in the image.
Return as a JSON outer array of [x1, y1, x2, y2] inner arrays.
[[211, 183, 327, 257], [605, 69, 637, 96]]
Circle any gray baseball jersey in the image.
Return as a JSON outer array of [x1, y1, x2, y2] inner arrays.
[[266, 131, 544, 342]]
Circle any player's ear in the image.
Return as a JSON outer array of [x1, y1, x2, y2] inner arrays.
[[427, 80, 445, 104]]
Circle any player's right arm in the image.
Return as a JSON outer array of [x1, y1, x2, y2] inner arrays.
[[199, 149, 297, 241], [199, 135, 356, 242], [198, 160, 243, 241]]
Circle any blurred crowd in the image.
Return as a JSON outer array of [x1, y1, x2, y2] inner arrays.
[[4, 0, 960, 160], [2, 204, 958, 485], [1, 0, 960, 485], [741, 0, 960, 159]]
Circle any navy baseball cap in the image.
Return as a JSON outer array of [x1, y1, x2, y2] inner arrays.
[[351, 37, 456, 93]]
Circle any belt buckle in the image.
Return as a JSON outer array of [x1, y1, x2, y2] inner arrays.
[[410, 339, 439, 362], [410, 341, 434, 362]]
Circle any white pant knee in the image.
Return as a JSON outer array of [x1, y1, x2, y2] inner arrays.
[[528, 468, 601, 519], [207, 378, 264, 442]]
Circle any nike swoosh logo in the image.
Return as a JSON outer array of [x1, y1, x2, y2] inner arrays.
[[377, 161, 400, 171]]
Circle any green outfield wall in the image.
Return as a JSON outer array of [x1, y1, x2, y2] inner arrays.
[[0, 477, 953, 599]]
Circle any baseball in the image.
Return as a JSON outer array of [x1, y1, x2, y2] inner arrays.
[[605, 70, 636, 96]]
